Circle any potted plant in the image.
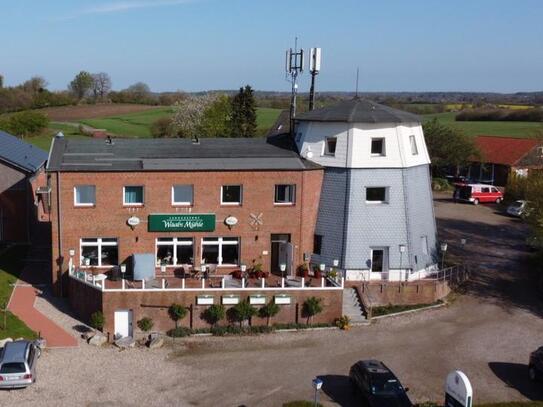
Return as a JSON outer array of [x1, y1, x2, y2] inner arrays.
[[314, 266, 322, 279], [298, 263, 309, 278], [252, 263, 263, 279]]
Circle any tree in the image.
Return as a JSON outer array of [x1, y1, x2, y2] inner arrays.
[[69, 71, 94, 100], [302, 297, 323, 325], [229, 300, 257, 327], [126, 82, 151, 103], [90, 311, 105, 331], [168, 303, 187, 329], [199, 94, 232, 137], [230, 85, 257, 137], [171, 94, 215, 138], [202, 304, 225, 327], [422, 118, 479, 176], [22, 76, 48, 94], [92, 72, 112, 100], [259, 301, 280, 326], [151, 116, 175, 138], [137, 317, 154, 333], [0, 74, 3, 88]]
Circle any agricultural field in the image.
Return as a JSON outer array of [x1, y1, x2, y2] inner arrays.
[[422, 112, 543, 138], [38, 103, 160, 121]]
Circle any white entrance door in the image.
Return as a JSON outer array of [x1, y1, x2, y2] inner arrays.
[[114, 310, 133, 338]]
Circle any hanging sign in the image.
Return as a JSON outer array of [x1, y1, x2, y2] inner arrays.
[[148, 214, 215, 232], [445, 370, 473, 407]]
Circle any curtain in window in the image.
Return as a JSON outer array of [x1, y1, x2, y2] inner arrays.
[[76, 186, 95, 204], [125, 187, 143, 204]]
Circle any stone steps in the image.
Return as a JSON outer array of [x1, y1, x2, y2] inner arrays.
[[342, 288, 367, 324]]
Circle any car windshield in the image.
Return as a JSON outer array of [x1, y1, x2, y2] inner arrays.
[[371, 377, 404, 396], [511, 201, 523, 208], [0, 362, 26, 374]]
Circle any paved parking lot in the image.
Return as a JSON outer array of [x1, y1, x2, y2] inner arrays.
[[4, 195, 543, 406]]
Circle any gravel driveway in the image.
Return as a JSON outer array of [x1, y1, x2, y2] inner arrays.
[[3, 194, 543, 407]]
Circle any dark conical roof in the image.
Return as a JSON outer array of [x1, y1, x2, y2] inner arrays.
[[295, 97, 420, 124]]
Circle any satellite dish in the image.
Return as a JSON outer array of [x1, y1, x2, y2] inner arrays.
[[306, 151, 314, 159]]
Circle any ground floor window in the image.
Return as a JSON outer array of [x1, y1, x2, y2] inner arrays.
[[81, 238, 118, 267], [156, 237, 194, 266], [370, 247, 388, 272], [202, 237, 239, 265]]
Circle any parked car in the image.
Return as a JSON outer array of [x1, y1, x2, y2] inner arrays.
[[506, 200, 532, 218], [529, 346, 543, 381], [0, 340, 41, 389], [453, 183, 503, 205], [349, 360, 412, 407]]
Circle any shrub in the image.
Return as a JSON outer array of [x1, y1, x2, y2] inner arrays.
[[168, 304, 187, 329], [302, 297, 323, 325], [283, 401, 323, 407], [335, 315, 351, 330], [167, 327, 192, 338], [259, 301, 280, 326], [0, 110, 49, 137], [137, 317, 154, 333], [150, 116, 174, 138], [228, 300, 257, 327], [202, 304, 225, 326], [432, 177, 451, 192], [90, 311, 104, 331]]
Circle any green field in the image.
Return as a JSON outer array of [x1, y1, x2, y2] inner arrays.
[[423, 112, 543, 138]]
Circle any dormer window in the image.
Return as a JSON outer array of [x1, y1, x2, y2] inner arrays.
[[409, 135, 419, 155], [324, 137, 337, 156], [371, 138, 385, 156]]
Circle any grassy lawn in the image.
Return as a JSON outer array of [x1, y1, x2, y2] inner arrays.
[[256, 107, 282, 132], [25, 122, 88, 151], [422, 112, 543, 138], [0, 245, 37, 339]]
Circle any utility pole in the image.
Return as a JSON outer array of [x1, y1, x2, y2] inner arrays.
[[285, 38, 304, 136]]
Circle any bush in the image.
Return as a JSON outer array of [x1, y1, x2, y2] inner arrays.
[[302, 297, 323, 325], [283, 401, 323, 407], [167, 327, 192, 337], [137, 317, 154, 333], [228, 300, 257, 327], [150, 116, 174, 138], [335, 315, 351, 330], [0, 110, 49, 137], [168, 304, 187, 329], [431, 177, 452, 192], [202, 304, 225, 326], [90, 311, 104, 331], [259, 301, 280, 326]]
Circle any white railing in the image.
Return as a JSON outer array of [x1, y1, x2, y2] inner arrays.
[[356, 264, 469, 284]]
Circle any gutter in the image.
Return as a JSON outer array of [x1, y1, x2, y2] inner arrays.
[[56, 170, 63, 296]]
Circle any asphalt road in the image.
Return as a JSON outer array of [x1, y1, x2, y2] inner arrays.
[[4, 195, 543, 407]]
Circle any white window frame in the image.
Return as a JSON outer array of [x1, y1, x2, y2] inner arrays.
[[155, 237, 194, 266], [323, 137, 337, 156], [409, 135, 419, 155], [201, 237, 240, 266], [365, 187, 389, 204], [80, 238, 118, 268], [74, 185, 96, 207], [370, 247, 389, 273], [171, 185, 193, 206], [123, 185, 144, 206], [274, 184, 296, 205], [370, 138, 386, 156], [221, 185, 242, 206]]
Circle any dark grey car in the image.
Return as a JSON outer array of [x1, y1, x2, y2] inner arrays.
[[0, 340, 41, 389]]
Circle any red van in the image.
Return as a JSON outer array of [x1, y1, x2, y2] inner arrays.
[[454, 183, 503, 205]]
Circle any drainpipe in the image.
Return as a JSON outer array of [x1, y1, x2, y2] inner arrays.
[[56, 171, 63, 296]]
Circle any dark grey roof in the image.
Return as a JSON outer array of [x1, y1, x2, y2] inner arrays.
[[266, 110, 291, 138], [0, 130, 47, 173], [47, 134, 320, 172], [295, 97, 420, 124]]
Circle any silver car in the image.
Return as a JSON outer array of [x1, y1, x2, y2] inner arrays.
[[0, 340, 41, 389]]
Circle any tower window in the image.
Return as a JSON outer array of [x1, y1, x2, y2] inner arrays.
[[371, 138, 385, 156], [324, 137, 337, 156]]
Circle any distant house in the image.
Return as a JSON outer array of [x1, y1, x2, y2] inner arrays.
[[465, 136, 543, 186], [0, 130, 48, 243]]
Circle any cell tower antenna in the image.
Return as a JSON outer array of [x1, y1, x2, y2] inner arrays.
[[309, 47, 322, 111], [285, 37, 305, 136], [355, 67, 360, 98]]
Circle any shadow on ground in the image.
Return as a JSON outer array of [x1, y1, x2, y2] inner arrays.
[[488, 362, 543, 401], [320, 374, 358, 407]]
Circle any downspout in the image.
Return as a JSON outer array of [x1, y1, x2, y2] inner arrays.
[[340, 126, 353, 277], [56, 171, 63, 296], [397, 125, 413, 275]]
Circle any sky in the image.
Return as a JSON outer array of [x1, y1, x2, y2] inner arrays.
[[1, 0, 542, 93]]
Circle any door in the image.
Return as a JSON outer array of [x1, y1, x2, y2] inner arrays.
[[114, 310, 133, 338], [270, 234, 291, 275]]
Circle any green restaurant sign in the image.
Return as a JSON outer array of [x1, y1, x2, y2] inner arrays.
[[148, 214, 216, 232]]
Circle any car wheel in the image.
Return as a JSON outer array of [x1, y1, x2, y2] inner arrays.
[[473, 199, 479, 205], [496, 198, 502, 204], [529, 366, 539, 381]]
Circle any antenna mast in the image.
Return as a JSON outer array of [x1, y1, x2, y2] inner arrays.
[[308, 47, 321, 111], [355, 67, 360, 97], [285, 37, 304, 136]]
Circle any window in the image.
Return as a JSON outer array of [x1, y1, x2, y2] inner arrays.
[[371, 138, 385, 156], [421, 235, 428, 256], [202, 237, 239, 265], [156, 237, 194, 266], [172, 185, 193, 206], [491, 187, 499, 193], [313, 234, 323, 255], [370, 248, 388, 272], [481, 187, 490, 193], [275, 184, 296, 204], [366, 187, 388, 203], [123, 186, 144, 205], [221, 185, 242, 205], [324, 137, 337, 156], [74, 185, 96, 206], [409, 135, 419, 155], [80, 238, 118, 267]]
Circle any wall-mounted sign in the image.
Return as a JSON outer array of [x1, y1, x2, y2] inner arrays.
[[224, 216, 238, 227], [148, 214, 215, 232], [222, 295, 240, 305], [197, 295, 214, 305], [249, 295, 266, 305], [127, 216, 140, 229], [445, 371, 473, 407], [274, 295, 291, 305]]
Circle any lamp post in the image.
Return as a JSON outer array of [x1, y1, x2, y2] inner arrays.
[[240, 264, 247, 279], [68, 249, 75, 274], [280, 263, 286, 279], [312, 377, 323, 407], [399, 244, 406, 281], [440, 242, 448, 270]]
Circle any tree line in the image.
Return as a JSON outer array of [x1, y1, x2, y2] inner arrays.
[[456, 107, 543, 122]]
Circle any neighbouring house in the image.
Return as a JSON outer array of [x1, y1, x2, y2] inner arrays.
[[0, 130, 48, 243], [463, 136, 543, 187], [294, 97, 439, 282]]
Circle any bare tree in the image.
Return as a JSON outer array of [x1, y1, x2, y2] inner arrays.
[[92, 72, 112, 100], [22, 76, 48, 94]]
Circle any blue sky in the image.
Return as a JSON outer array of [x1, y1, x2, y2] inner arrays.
[[1, 0, 542, 93]]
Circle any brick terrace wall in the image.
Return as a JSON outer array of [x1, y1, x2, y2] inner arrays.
[[69, 277, 103, 323], [358, 280, 451, 306], [50, 169, 323, 296]]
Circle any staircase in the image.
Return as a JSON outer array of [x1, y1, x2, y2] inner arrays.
[[342, 287, 368, 325]]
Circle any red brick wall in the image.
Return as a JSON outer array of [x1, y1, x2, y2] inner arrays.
[[359, 280, 451, 306], [51, 169, 323, 295], [0, 161, 28, 242]]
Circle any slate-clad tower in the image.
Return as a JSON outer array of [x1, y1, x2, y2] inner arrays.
[[294, 98, 438, 281]]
